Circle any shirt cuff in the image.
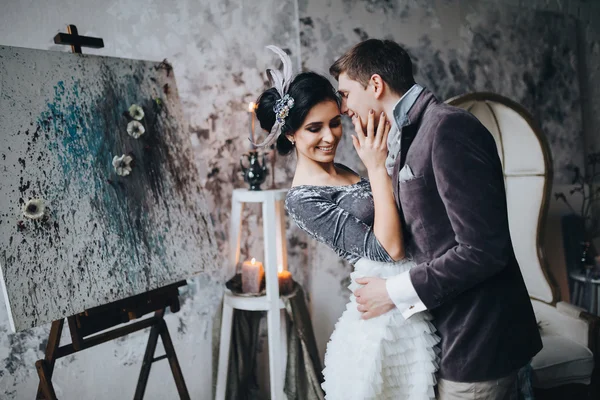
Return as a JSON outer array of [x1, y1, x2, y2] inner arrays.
[[385, 270, 427, 319]]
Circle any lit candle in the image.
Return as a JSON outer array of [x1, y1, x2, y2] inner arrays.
[[248, 102, 256, 147], [241, 258, 264, 294], [277, 264, 293, 295]]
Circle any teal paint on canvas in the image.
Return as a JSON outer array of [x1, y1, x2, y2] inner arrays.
[[0, 46, 218, 331]]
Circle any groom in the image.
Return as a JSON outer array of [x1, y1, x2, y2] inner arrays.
[[330, 39, 542, 399]]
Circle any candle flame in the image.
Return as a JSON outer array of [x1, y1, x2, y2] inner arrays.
[[248, 102, 256, 112], [251, 257, 256, 264], [278, 264, 283, 273]]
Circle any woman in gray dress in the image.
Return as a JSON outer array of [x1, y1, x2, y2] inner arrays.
[[253, 48, 439, 400]]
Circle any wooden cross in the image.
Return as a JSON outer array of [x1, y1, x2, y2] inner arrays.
[[53, 25, 104, 54]]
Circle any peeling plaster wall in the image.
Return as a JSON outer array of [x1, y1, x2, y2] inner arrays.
[[1, 0, 599, 398], [299, 0, 600, 362], [0, 1, 301, 398]]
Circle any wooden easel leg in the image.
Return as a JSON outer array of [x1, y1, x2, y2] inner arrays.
[[158, 318, 190, 400], [133, 309, 189, 400], [36, 319, 64, 399], [67, 316, 83, 351], [35, 360, 57, 400], [133, 317, 162, 400]]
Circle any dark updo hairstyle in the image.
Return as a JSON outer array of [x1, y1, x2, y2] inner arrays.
[[255, 72, 340, 156]]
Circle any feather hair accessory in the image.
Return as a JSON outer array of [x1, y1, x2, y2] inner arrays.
[[251, 45, 295, 148]]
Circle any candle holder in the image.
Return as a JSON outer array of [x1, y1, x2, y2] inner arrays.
[[239, 150, 268, 191]]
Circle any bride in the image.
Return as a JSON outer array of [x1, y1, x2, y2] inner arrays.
[[253, 46, 439, 400]]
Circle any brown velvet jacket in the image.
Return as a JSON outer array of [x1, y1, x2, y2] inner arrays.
[[392, 89, 542, 382]]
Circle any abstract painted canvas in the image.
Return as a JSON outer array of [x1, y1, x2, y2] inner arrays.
[[0, 46, 219, 332]]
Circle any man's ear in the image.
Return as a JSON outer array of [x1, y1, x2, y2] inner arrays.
[[370, 74, 385, 100]]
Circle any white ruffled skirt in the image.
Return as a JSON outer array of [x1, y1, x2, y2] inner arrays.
[[321, 258, 440, 400]]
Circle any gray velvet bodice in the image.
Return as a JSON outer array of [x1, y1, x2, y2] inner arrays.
[[284, 165, 394, 264]]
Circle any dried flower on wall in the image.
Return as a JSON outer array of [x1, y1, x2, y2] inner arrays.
[[128, 104, 145, 121], [555, 152, 600, 237], [22, 199, 45, 220], [112, 154, 133, 176], [127, 121, 145, 139]]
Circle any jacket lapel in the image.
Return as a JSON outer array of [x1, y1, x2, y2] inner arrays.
[[392, 89, 439, 207]]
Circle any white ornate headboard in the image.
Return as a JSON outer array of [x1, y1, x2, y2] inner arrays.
[[446, 93, 559, 304]]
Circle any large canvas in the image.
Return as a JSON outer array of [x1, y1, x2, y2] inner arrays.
[[0, 46, 218, 332]]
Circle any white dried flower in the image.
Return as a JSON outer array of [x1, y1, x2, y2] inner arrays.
[[128, 104, 145, 120], [22, 198, 46, 220], [127, 121, 145, 139], [112, 154, 133, 176]]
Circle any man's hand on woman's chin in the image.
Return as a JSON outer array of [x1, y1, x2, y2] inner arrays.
[[354, 277, 396, 319]]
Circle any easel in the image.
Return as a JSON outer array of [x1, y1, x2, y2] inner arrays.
[[34, 25, 190, 400], [35, 282, 189, 400]]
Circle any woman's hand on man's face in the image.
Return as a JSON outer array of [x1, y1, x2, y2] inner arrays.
[[351, 109, 391, 172]]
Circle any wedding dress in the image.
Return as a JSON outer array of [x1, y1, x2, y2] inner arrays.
[[321, 258, 439, 400], [285, 164, 440, 399]]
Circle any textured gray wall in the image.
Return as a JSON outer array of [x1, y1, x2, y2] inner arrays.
[[0, 0, 302, 398], [299, 0, 600, 362], [300, 0, 585, 182], [1, 0, 599, 399]]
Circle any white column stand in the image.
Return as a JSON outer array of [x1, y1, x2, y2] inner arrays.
[[215, 188, 289, 400]]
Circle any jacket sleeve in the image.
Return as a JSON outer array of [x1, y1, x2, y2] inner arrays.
[[286, 188, 395, 264], [409, 112, 513, 309]]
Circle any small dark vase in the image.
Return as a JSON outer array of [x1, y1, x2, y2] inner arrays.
[[240, 151, 268, 191]]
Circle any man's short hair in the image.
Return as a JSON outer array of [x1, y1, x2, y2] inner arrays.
[[330, 39, 415, 96]]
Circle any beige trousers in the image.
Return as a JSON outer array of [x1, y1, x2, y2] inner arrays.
[[436, 372, 519, 400]]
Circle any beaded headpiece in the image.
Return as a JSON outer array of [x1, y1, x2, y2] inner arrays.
[[251, 45, 295, 148], [274, 94, 295, 124]]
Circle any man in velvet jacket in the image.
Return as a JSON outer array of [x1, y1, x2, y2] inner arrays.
[[331, 39, 542, 399]]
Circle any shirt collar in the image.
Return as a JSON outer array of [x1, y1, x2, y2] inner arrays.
[[392, 84, 424, 128]]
